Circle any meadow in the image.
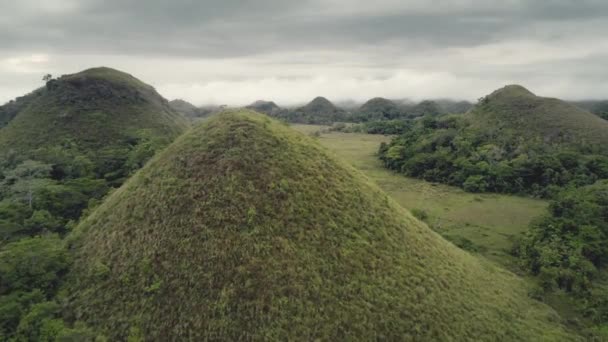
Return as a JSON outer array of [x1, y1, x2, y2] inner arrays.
[[293, 124, 548, 270]]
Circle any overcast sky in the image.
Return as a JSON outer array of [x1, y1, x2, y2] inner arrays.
[[1, 0, 607, 106]]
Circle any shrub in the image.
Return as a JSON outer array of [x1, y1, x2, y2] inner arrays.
[[463, 175, 488, 193], [411, 208, 429, 221]]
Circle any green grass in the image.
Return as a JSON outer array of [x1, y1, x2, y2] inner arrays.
[[293, 124, 548, 269], [66, 111, 577, 340]]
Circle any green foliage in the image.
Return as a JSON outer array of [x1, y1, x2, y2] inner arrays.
[[0, 236, 69, 295], [23, 210, 63, 235], [518, 181, 608, 334], [66, 111, 576, 340], [463, 175, 488, 193], [9, 301, 102, 342], [519, 181, 608, 293], [0, 290, 44, 337], [0, 236, 70, 339], [14, 301, 62, 341]]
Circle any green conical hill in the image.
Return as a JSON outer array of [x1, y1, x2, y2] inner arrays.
[[472, 84, 608, 148], [0, 67, 188, 172], [66, 111, 576, 340]]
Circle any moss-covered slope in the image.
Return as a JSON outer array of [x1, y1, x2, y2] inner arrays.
[[66, 111, 577, 341]]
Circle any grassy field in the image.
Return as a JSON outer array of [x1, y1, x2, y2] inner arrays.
[[293, 124, 548, 269]]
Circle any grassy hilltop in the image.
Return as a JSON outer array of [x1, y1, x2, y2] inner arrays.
[[66, 110, 576, 340]]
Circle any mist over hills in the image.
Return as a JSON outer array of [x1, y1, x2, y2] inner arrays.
[[235, 96, 473, 125]]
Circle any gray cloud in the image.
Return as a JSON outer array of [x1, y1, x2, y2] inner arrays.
[[1, 0, 607, 104]]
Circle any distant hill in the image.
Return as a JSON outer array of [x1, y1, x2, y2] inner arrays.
[[434, 99, 473, 114], [169, 99, 215, 120], [407, 100, 443, 117], [380, 85, 608, 196], [352, 98, 470, 122], [355, 97, 404, 121], [272, 96, 351, 124], [65, 110, 575, 340], [245, 100, 284, 116], [0, 67, 188, 180], [471, 85, 608, 148]]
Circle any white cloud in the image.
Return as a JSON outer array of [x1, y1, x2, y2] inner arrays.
[[1, 53, 51, 73], [1, 1, 607, 105]]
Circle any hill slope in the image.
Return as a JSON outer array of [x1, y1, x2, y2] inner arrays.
[[0, 67, 188, 176], [0, 89, 45, 128], [66, 110, 575, 340]]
